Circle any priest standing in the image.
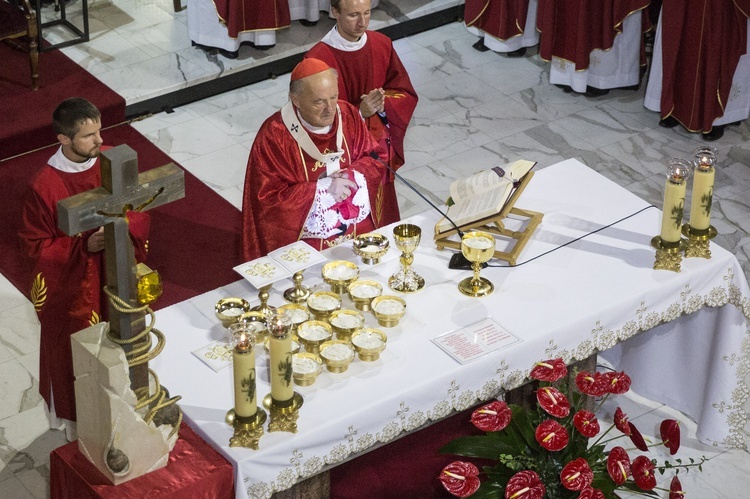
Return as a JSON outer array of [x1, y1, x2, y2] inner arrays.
[[464, 0, 540, 56], [241, 58, 390, 261], [305, 0, 417, 226], [18, 98, 150, 440]]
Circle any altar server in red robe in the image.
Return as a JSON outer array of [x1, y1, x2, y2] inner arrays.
[[464, 0, 539, 56], [305, 0, 418, 226], [644, 0, 750, 140], [18, 98, 150, 439], [241, 58, 390, 261], [536, 0, 651, 95]]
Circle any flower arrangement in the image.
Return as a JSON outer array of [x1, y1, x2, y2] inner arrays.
[[439, 358, 706, 498]]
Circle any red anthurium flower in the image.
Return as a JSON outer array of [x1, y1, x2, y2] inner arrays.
[[660, 419, 681, 455], [578, 486, 605, 499], [504, 470, 546, 499], [600, 371, 632, 394], [530, 358, 567, 382], [669, 476, 685, 498], [573, 410, 600, 438], [471, 400, 512, 432], [560, 458, 593, 491], [631, 456, 657, 490], [628, 422, 649, 451], [614, 407, 631, 436], [606, 446, 631, 485], [536, 387, 571, 418], [575, 371, 606, 397], [439, 461, 481, 498], [535, 419, 569, 451]]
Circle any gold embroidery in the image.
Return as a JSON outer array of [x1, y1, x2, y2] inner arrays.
[[280, 247, 312, 263], [245, 262, 277, 279], [375, 183, 384, 227], [312, 161, 325, 172], [384, 91, 405, 99], [31, 273, 47, 313], [89, 310, 100, 326], [205, 343, 233, 361]]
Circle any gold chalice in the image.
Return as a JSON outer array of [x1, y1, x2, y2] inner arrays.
[[458, 231, 496, 297], [388, 224, 425, 293]]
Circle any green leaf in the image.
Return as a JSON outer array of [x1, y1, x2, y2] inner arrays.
[[470, 480, 503, 499], [440, 435, 520, 460]]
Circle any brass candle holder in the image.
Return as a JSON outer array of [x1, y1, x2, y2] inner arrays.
[[226, 324, 266, 449], [458, 231, 496, 297], [388, 224, 425, 293], [651, 236, 688, 272], [263, 310, 302, 433], [283, 270, 312, 304], [681, 224, 717, 259], [250, 283, 275, 318]]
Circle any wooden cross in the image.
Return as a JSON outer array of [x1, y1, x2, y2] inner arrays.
[[57, 145, 185, 392]]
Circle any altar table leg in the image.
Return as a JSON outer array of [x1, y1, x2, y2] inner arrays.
[[272, 471, 330, 498]]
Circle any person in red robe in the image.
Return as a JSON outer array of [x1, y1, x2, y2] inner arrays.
[[304, 0, 418, 226], [464, 0, 538, 56], [241, 58, 390, 261], [18, 98, 150, 438], [645, 0, 750, 140]]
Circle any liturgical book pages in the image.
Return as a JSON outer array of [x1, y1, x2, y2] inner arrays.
[[436, 159, 536, 233]]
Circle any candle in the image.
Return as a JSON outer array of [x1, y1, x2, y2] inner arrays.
[[689, 147, 717, 230], [659, 159, 690, 243], [232, 331, 257, 418], [268, 312, 294, 402]]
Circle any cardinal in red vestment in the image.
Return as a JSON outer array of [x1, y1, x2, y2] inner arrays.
[[241, 58, 391, 261], [18, 98, 150, 427], [305, 0, 418, 227]]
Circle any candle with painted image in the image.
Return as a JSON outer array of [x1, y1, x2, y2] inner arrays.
[[688, 146, 717, 231], [230, 324, 257, 419], [267, 311, 294, 402], [659, 159, 690, 243]]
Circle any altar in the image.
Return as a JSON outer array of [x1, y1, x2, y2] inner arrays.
[[150, 159, 750, 498]]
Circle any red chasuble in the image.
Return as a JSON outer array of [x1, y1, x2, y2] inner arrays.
[[213, 0, 291, 38], [465, 0, 531, 41], [658, 0, 750, 132], [241, 100, 391, 261], [18, 149, 150, 421], [537, 0, 651, 70]]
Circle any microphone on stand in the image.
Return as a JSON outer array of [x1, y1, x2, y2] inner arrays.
[[368, 152, 478, 269], [376, 111, 389, 128]]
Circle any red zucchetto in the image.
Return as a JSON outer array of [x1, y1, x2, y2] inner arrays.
[[291, 58, 331, 81]]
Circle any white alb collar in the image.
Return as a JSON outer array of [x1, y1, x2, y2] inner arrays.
[[321, 25, 367, 52], [48, 146, 96, 173]]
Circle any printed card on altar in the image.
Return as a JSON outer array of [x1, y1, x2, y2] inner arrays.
[[191, 341, 233, 372], [432, 317, 521, 364], [233, 242, 326, 288]]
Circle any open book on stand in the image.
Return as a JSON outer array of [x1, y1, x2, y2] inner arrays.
[[435, 159, 536, 234]]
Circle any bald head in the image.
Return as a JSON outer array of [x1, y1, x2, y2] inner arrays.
[[290, 68, 340, 128]]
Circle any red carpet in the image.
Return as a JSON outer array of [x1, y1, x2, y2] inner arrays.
[[0, 41, 125, 160], [0, 124, 243, 311]]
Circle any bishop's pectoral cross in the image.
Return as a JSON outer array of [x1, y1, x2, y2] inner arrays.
[[57, 145, 185, 392]]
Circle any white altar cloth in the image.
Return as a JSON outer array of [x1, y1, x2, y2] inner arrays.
[[150, 159, 750, 498]]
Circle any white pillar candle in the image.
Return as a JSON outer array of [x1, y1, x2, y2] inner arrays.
[[232, 332, 257, 418], [268, 313, 294, 402], [689, 150, 716, 231], [659, 159, 690, 243]]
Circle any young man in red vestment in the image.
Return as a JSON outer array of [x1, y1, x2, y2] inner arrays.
[[18, 98, 150, 440], [241, 58, 390, 261], [304, 0, 418, 226]]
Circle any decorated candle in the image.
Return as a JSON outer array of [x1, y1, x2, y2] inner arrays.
[[659, 159, 690, 243], [688, 146, 717, 230], [231, 328, 257, 419], [267, 312, 294, 402]]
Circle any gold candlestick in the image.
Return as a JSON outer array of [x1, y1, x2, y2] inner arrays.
[[684, 146, 718, 258], [250, 284, 275, 318], [283, 270, 311, 303], [226, 323, 266, 449], [654, 159, 690, 272], [388, 224, 425, 293], [458, 231, 496, 297], [264, 310, 302, 432]]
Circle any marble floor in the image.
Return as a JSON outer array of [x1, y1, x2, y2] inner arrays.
[[2, 1, 750, 497]]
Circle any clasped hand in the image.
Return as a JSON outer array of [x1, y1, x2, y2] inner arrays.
[[329, 172, 357, 203], [359, 88, 386, 119]]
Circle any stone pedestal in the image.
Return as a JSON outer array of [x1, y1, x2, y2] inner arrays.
[[71, 323, 177, 485]]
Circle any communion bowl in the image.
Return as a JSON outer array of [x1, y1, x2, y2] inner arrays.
[[371, 295, 407, 328], [306, 291, 342, 320], [461, 231, 496, 264], [321, 260, 360, 294], [237, 311, 269, 342], [392, 223, 422, 253], [296, 320, 333, 355], [292, 352, 323, 386], [351, 328, 387, 361], [353, 233, 390, 265], [215, 297, 251, 328], [329, 309, 366, 342], [347, 279, 383, 312], [278, 303, 310, 331], [319, 339, 356, 373]]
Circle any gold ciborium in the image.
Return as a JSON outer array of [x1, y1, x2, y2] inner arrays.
[[388, 224, 425, 293], [458, 231, 496, 297]]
